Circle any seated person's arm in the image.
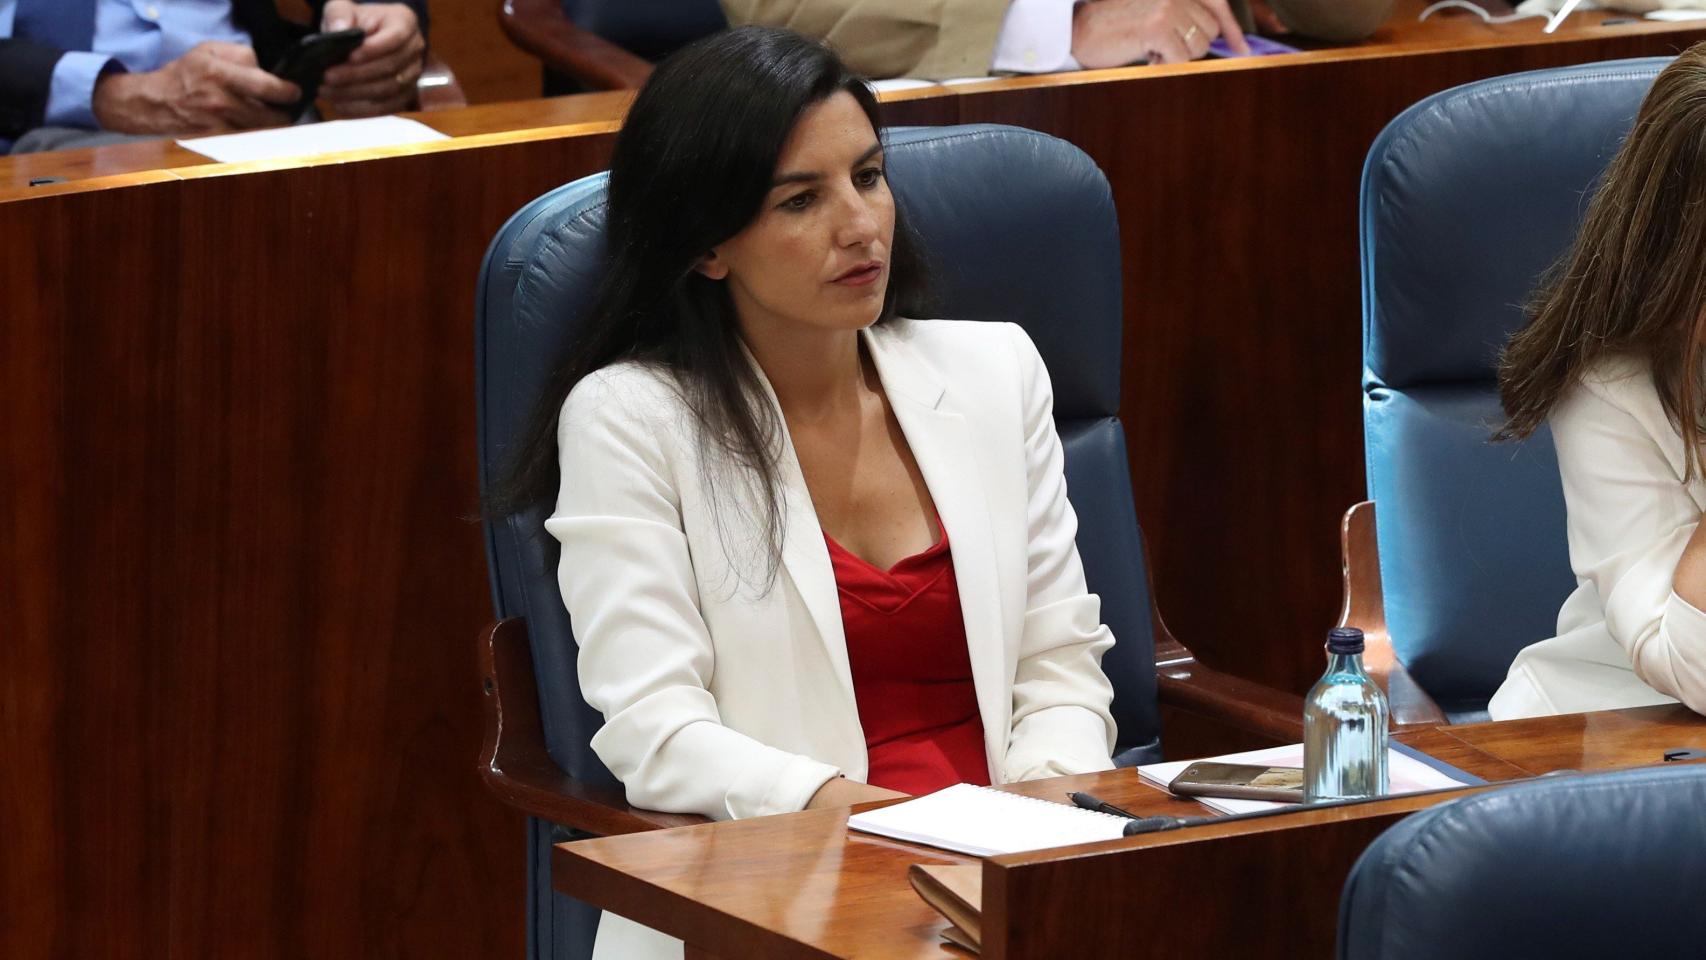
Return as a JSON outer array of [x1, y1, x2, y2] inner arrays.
[[316, 1, 427, 118], [550, 369, 890, 819], [1554, 377, 1706, 713], [1000, 324, 1119, 782], [1069, 0, 1248, 68], [91, 42, 299, 135]]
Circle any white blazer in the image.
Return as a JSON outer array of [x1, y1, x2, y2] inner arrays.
[[548, 319, 1120, 959], [1490, 356, 1706, 719], [547, 318, 1118, 823]]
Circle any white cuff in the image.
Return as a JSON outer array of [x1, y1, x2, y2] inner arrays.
[[991, 0, 1082, 74]]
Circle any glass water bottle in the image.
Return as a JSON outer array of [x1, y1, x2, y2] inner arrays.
[[1303, 627, 1389, 803]]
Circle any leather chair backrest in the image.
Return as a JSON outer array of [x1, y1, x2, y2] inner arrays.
[[1361, 59, 1667, 718], [1338, 763, 1706, 960], [561, 0, 726, 61], [476, 124, 1161, 960]]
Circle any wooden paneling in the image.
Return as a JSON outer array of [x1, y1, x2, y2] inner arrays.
[[1436, 702, 1706, 774], [0, 132, 611, 959], [430, 0, 543, 103], [4, 11, 1706, 958]]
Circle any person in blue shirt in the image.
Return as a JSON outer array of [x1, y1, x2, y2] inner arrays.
[[0, 0, 429, 153]]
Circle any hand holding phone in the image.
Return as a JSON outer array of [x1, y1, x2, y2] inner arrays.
[[316, 2, 428, 118], [270, 28, 366, 118], [1168, 762, 1306, 803]]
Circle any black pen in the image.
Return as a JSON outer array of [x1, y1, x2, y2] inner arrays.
[[1068, 791, 1142, 820]]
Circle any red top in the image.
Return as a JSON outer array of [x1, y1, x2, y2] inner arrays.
[[825, 523, 990, 795]]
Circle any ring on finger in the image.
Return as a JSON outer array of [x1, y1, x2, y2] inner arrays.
[[1177, 23, 1201, 45], [396, 69, 411, 90]]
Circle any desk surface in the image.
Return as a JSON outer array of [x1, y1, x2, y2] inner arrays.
[[2, 1, 1697, 200], [552, 705, 1706, 959]]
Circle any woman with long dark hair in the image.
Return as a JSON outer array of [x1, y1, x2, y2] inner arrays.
[[497, 26, 1119, 957], [1492, 46, 1706, 719]]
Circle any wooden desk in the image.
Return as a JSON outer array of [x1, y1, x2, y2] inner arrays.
[[553, 705, 1706, 959], [5, 8, 1705, 958], [1, 1, 1696, 197]]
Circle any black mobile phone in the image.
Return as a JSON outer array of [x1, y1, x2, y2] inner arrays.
[[270, 28, 366, 117], [1168, 762, 1306, 803]]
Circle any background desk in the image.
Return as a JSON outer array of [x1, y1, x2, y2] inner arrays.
[[3, 8, 1704, 957], [553, 705, 1706, 959]]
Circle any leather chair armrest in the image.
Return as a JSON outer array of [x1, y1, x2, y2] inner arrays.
[[1338, 500, 1448, 728], [498, 0, 655, 91], [416, 52, 468, 111], [479, 618, 707, 834], [1154, 635, 1307, 743]]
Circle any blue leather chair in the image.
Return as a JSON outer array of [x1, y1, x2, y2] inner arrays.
[[474, 123, 1300, 960], [1338, 763, 1706, 960], [1350, 58, 1670, 724]]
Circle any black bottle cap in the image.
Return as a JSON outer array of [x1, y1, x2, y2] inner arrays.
[[1326, 627, 1365, 655]]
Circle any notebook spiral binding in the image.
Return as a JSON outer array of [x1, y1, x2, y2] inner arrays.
[[968, 786, 1128, 823]]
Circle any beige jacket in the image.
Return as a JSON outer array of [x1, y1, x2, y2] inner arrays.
[[720, 0, 1011, 78], [720, 0, 1394, 80]]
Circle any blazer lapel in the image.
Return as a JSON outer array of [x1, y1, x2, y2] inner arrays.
[[741, 350, 860, 716], [862, 326, 1012, 775]]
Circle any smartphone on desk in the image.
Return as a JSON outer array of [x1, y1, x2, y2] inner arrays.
[[1169, 762, 1306, 803], [270, 28, 366, 118]]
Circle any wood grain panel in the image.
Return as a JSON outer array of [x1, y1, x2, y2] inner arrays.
[[430, 0, 542, 103], [5, 12, 1705, 957], [1438, 702, 1706, 774], [986, 801, 1433, 959], [0, 132, 612, 959]]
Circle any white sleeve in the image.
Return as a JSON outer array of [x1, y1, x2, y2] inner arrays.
[[999, 324, 1118, 782], [545, 371, 840, 821], [991, 0, 1082, 74], [1554, 378, 1706, 713]]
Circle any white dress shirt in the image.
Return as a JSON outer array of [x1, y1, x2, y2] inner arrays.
[[992, 0, 1081, 73]]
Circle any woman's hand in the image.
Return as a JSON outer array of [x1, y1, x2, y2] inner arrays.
[[805, 776, 909, 810]]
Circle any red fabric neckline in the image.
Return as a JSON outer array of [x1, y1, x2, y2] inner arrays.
[[824, 520, 990, 795], [822, 526, 948, 578]]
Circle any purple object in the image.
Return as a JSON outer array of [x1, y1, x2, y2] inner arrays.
[[1208, 34, 1304, 57]]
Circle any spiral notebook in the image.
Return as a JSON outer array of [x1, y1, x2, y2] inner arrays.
[[846, 783, 1128, 856]]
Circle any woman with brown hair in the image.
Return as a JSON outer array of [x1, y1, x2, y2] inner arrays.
[[1492, 46, 1706, 719]]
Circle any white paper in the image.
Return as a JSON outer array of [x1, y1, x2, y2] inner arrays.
[[1137, 743, 1471, 817], [178, 116, 449, 163], [1646, 9, 1706, 20], [870, 76, 994, 94], [846, 782, 1128, 856]]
